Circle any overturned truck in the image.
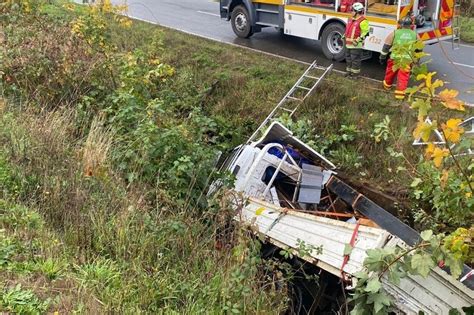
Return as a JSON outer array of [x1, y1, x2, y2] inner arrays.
[[212, 61, 473, 313], [218, 121, 474, 314]]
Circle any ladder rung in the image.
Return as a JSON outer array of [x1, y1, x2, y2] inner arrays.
[[287, 96, 303, 101], [296, 85, 311, 91], [304, 75, 320, 80], [280, 107, 294, 113]]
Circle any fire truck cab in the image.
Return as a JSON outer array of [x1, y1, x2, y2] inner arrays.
[[219, 0, 458, 61]]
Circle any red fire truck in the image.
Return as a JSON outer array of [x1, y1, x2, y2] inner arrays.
[[219, 0, 460, 61]]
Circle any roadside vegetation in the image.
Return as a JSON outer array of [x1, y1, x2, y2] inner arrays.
[[1, 0, 472, 313], [460, 0, 474, 43], [461, 16, 474, 43]]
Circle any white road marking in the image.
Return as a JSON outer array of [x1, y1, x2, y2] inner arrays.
[[197, 10, 220, 17], [440, 41, 474, 49], [452, 62, 474, 69]]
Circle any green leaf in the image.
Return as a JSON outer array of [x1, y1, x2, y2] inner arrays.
[[387, 268, 402, 285], [449, 308, 462, 315], [411, 178, 422, 188], [343, 244, 353, 256], [364, 249, 385, 272], [354, 271, 369, 282], [396, 166, 407, 173], [411, 98, 431, 119], [371, 292, 391, 313], [405, 86, 420, 96], [420, 230, 433, 241], [445, 255, 463, 279], [365, 278, 382, 293], [413, 189, 423, 199], [411, 253, 435, 278], [350, 305, 368, 315]]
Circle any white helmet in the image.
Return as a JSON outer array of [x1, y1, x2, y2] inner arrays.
[[352, 2, 364, 12]]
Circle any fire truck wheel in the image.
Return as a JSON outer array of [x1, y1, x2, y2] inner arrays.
[[231, 5, 254, 38], [321, 23, 346, 62]]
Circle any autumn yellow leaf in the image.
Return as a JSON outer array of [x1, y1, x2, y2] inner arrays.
[[438, 89, 465, 111], [442, 118, 464, 143], [425, 143, 435, 159], [431, 147, 449, 168], [416, 71, 436, 87], [255, 207, 265, 215], [119, 17, 133, 28], [440, 169, 449, 189], [431, 79, 444, 90], [413, 120, 437, 142]]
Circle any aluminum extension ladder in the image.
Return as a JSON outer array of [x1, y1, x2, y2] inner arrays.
[[245, 60, 333, 145], [452, 0, 461, 49]]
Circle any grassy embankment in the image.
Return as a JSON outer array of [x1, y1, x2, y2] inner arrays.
[[461, 17, 474, 43], [1, 1, 471, 313], [460, 0, 474, 43]]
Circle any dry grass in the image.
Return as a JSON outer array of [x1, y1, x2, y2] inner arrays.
[[82, 116, 114, 177]]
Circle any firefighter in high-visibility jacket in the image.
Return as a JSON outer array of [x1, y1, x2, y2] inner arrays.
[[344, 2, 369, 78], [379, 16, 419, 100]]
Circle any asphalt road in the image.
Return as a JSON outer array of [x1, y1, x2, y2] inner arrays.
[[109, 0, 474, 103]]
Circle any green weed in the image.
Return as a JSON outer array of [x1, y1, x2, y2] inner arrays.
[[0, 235, 17, 269], [35, 258, 67, 281], [0, 203, 42, 231], [75, 259, 121, 290], [1, 284, 50, 314]]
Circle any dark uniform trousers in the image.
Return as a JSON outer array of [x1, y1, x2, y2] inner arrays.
[[345, 48, 362, 74]]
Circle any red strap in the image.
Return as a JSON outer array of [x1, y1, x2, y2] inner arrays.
[[341, 221, 360, 281]]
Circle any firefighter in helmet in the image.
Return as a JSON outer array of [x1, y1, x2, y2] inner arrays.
[[344, 2, 369, 78], [379, 16, 419, 100]]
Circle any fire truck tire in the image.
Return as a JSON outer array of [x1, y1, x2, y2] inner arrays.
[[231, 5, 254, 38], [321, 23, 346, 62]]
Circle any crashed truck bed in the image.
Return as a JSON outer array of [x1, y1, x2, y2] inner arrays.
[[240, 198, 474, 314], [219, 122, 474, 314]]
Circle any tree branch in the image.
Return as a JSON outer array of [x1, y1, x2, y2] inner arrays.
[[378, 243, 429, 281], [439, 127, 474, 194]]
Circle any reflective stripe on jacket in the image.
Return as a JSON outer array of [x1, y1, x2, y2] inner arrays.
[[345, 15, 369, 48]]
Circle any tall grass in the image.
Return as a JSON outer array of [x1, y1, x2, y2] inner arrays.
[[0, 104, 289, 312]]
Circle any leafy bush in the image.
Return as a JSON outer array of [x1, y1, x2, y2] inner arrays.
[[411, 161, 474, 229]]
